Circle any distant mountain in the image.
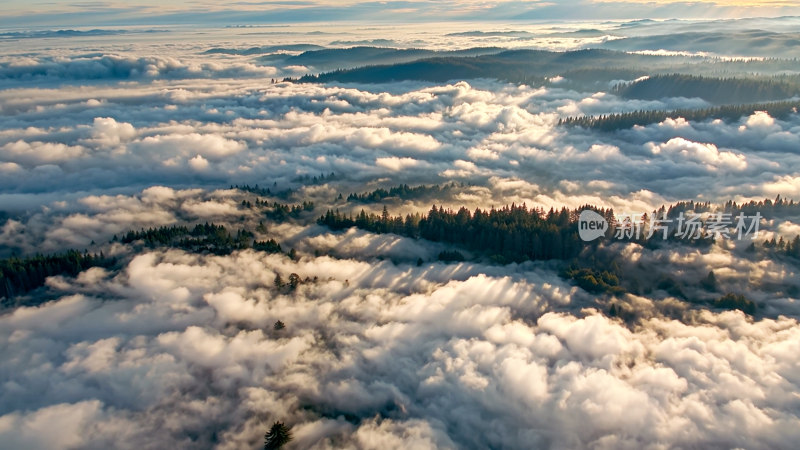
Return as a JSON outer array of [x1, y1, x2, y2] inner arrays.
[[446, 28, 615, 38], [283, 46, 506, 71], [561, 99, 800, 131], [297, 48, 800, 88], [329, 39, 397, 46], [599, 30, 800, 59], [0, 29, 140, 39], [298, 49, 692, 84], [203, 44, 325, 55], [445, 30, 535, 37], [616, 74, 800, 104]]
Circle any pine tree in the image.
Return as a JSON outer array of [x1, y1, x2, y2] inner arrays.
[[264, 422, 292, 449], [701, 271, 717, 291], [288, 273, 300, 290]]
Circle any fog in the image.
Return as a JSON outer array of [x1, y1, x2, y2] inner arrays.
[[2, 18, 800, 450]]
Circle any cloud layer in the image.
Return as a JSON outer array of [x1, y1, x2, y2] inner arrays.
[[3, 66, 800, 212], [2, 239, 800, 448], [3, 22, 800, 450]]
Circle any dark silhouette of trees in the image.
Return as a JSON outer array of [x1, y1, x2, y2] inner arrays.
[[562, 267, 624, 295], [296, 49, 688, 86], [701, 271, 718, 291], [254, 239, 282, 254], [293, 172, 338, 185], [265, 202, 315, 222], [438, 250, 465, 262], [123, 223, 237, 254], [119, 223, 290, 257], [264, 421, 292, 450], [346, 183, 457, 203], [319, 203, 615, 262], [288, 273, 301, 290], [1, 250, 112, 299], [560, 99, 800, 131], [614, 73, 800, 104], [715, 293, 756, 315]]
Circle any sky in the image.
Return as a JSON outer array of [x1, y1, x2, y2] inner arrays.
[[2, 0, 800, 27]]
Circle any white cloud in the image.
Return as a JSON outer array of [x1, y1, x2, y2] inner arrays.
[[375, 156, 422, 171], [0, 243, 798, 448], [188, 154, 210, 171], [3, 25, 800, 450]]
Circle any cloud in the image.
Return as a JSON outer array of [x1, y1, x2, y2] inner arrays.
[[89, 117, 136, 147], [375, 156, 423, 171], [2, 73, 798, 219], [0, 54, 277, 83], [1, 240, 799, 448], [188, 154, 210, 171], [648, 137, 747, 171], [0, 140, 85, 165], [3, 24, 800, 450]]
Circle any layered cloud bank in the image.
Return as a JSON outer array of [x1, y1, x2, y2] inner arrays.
[[3, 69, 800, 209], [3, 22, 800, 450], [2, 242, 800, 449], [0, 185, 799, 448]]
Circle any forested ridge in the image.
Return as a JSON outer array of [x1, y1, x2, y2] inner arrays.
[[296, 49, 685, 85], [291, 46, 800, 88], [318, 196, 800, 259], [1, 223, 284, 301], [319, 203, 614, 263], [346, 183, 457, 203], [614, 74, 800, 104], [560, 99, 800, 131], [4, 193, 799, 308], [0, 251, 111, 300], [118, 223, 283, 256]]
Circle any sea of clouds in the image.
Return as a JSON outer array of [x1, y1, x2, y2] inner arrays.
[[2, 25, 800, 449]]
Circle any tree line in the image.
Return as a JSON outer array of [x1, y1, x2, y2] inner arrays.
[[1, 250, 111, 300], [560, 99, 800, 131], [614, 73, 800, 104], [233, 196, 315, 222], [117, 223, 283, 256], [318, 203, 615, 263], [345, 183, 457, 203], [1, 220, 296, 301]]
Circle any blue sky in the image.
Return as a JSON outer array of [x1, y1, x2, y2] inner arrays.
[[2, 0, 800, 27]]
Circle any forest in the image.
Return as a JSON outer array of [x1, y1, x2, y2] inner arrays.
[[3, 193, 798, 313], [0, 250, 111, 301], [318, 203, 615, 263], [614, 74, 800, 104], [297, 49, 686, 85], [292, 47, 800, 89], [118, 222, 283, 256], [560, 99, 800, 131], [283, 46, 504, 71], [345, 183, 457, 203], [0, 223, 285, 302]]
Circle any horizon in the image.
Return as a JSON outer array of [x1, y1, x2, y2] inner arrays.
[[3, 1, 800, 27]]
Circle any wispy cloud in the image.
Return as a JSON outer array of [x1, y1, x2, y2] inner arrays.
[[3, 0, 800, 26]]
